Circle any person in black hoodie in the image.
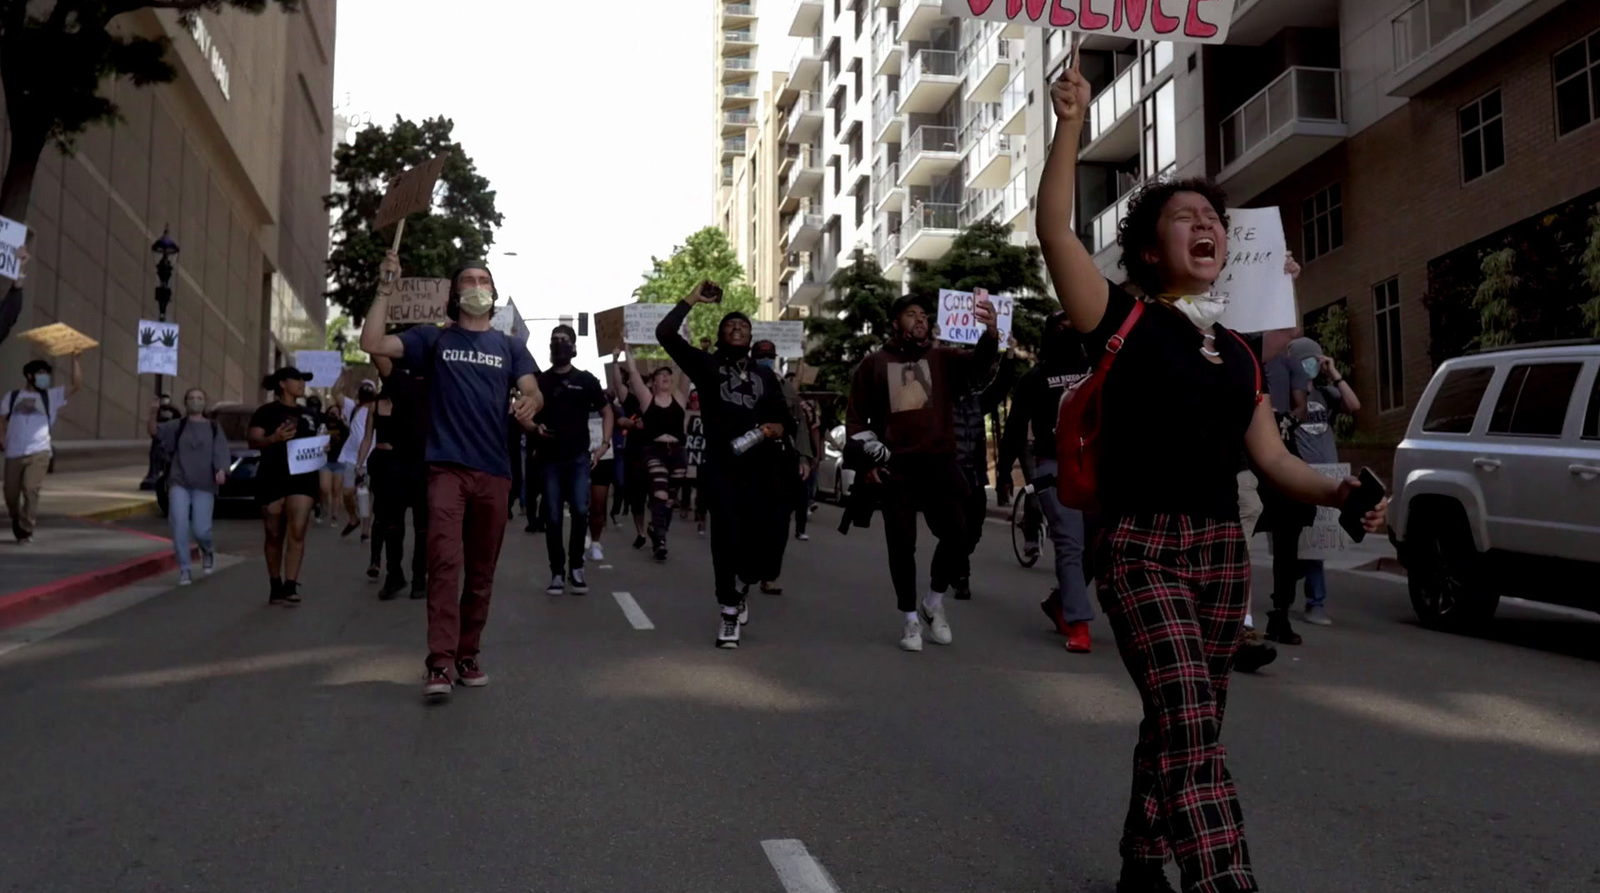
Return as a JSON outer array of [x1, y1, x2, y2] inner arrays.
[[846, 293, 997, 652], [656, 281, 793, 650]]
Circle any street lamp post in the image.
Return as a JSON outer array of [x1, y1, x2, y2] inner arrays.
[[151, 227, 180, 398]]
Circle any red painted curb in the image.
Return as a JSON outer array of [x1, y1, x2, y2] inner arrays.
[[0, 548, 181, 631]]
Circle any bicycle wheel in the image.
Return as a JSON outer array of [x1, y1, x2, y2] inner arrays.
[[1011, 489, 1040, 568]]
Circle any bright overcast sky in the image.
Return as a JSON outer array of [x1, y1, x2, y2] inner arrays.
[[332, 0, 717, 372]]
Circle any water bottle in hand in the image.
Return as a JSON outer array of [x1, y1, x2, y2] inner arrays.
[[730, 427, 765, 456]]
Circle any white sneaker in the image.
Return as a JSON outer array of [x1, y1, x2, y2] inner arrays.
[[716, 612, 741, 649], [1304, 606, 1333, 626], [569, 567, 589, 595], [899, 616, 924, 652], [589, 542, 604, 561], [737, 600, 750, 626], [178, 571, 193, 586], [796, 532, 810, 541], [919, 602, 953, 645], [546, 574, 565, 595], [202, 551, 216, 575]]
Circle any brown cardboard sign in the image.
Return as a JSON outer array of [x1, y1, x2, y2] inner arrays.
[[17, 323, 98, 356], [387, 277, 450, 325], [373, 155, 449, 231], [594, 306, 626, 356]]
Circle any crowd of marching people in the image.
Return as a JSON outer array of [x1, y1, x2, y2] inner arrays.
[[151, 62, 1394, 893]]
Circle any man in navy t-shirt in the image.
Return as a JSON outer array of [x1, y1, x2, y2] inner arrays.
[[361, 251, 542, 703]]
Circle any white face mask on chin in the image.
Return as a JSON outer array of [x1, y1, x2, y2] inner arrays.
[[1167, 293, 1228, 329]]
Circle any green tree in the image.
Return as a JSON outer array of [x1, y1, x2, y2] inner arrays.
[[1472, 247, 1519, 349], [803, 249, 900, 396], [1579, 205, 1600, 338], [324, 313, 368, 364], [633, 226, 758, 349], [0, 0, 298, 342], [1310, 303, 1356, 439], [324, 116, 501, 319], [904, 217, 1054, 354]]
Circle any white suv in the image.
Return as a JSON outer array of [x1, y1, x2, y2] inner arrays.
[[1390, 341, 1600, 628]]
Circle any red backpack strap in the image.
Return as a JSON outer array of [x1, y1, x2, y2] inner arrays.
[[1096, 301, 1144, 372], [1221, 327, 1264, 405]]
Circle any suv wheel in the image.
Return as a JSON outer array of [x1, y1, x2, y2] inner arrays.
[[1407, 506, 1498, 630]]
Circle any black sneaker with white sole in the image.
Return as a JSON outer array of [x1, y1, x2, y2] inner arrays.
[[737, 600, 750, 626], [716, 612, 741, 649], [546, 574, 565, 596], [569, 567, 589, 594]]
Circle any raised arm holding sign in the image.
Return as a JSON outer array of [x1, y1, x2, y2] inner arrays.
[[374, 154, 450, 282]]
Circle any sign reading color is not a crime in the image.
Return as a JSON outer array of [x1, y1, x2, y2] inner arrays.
[[941, 0, 1238, 44]]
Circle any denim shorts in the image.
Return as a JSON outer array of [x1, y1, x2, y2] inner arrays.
[[323, 460, 346, 474]]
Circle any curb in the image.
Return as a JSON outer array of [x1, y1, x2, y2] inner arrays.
[[0, 548, 179, 631], [78, 500, 159, 523]]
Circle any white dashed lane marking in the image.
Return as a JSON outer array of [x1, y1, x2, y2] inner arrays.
[[762, 839, 843, 893], [610, 592, 654, 630]]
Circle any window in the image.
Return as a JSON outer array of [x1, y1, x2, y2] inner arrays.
[[1583, 370, 1600, 440], [1373, 277, 1405, 412], [1554, 30, 1600, 136], [827, 157, 841, 196], [850, 59, 863, 104], [855, 187, 868, 229], [854, 0, 865, 39], [1422, 367, 1494, 433], [1458, 89, 1504, 183], [1138, 40, 1173, 82], [1488, 363, 1582, 437], [1140, 79, 1174, 180], [1301, 182, 1344, 262]]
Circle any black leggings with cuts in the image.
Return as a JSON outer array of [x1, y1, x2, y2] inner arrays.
[[369, 450, 428, 586], [646, 441, 688, 544]]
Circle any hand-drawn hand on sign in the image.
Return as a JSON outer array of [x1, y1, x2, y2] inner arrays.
[[373, 155, 450, 231]]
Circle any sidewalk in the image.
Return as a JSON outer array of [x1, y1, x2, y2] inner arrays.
[[1, 464, 176, 630]]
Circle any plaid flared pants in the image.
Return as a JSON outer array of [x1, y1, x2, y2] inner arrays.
[[1096, 513, 1258, 893]]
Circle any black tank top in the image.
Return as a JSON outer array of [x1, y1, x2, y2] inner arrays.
[[641, 397, 685, 442], [373, 407, 400, 447]]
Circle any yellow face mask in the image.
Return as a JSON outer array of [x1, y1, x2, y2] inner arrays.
[[1157, 292, 1228, 328]]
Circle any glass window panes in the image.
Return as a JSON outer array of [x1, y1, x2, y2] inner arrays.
[[1423, 367, 1495, 433], [1583, 369, 1600, 440], [1554, 29, 1600, 136], [1458, 89, 1504, 183], [1301, 182, 1343, 262], [1488, 363, 1582, 436], [1373, 278, 1404, 411]]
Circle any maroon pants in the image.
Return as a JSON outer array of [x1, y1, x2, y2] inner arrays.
[[425, 465, 512, 669]]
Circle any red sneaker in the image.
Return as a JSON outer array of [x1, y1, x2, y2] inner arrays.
[[1065, 622, 1092, 654], [423, 666, 453, 703], [455, 658, 489, 688], [1039, 591, 1071, 636]]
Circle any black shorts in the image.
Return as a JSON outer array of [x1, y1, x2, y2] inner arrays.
[[592, 457, 616, 487], [257, 471, 320, 507]]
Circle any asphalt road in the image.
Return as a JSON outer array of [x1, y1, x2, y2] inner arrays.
[[2, 504, 1597, 893]]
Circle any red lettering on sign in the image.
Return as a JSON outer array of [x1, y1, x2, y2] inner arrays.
[[1150, 0, 1179, 33], [1025, 0, 1050, 20], [1113, 0, 1147, 30], [1047, 0, 1075, 25], [1183, 0, 1220, 38], [1079, 0, 1109, 29], [967, 0, 996, 12]]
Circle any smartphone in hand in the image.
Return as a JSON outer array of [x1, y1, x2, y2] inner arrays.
[[699, 280, 723, 304], [1338, 467, 1386, 543]]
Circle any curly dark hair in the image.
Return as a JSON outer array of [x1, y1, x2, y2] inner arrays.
[[1116, 178, 1230, 297]]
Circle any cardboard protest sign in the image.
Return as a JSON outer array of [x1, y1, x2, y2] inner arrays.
[[137, 320, 180, 375], [1214, 207, 1297, 334], [387, 278, 450, 325], [373, 155, 449, 231], [17, 323, 98, 356], [796, 362, 820, 387], [942, 0, 1238, 44], [750, 320, 805, 358], [490, 301, 529, 342], [286, 435, 331, 476], [594, 307, 627, 355], [684, 412, 706, 466], [937, 288, 1015, 345], [0, 215, 26, 282], [1298, 463, 1351, 560], [295, 350, 345, 388]]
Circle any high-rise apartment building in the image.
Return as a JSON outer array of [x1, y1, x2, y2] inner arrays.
[[715, 2, 761, 214]]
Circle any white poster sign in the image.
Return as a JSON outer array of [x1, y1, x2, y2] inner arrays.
[[287, 435, 330, 476], [0, 247, 21, 282], [622, 303, 694, 346], [294, 350, 345, 388], [136, 320, 180, 376], [942, 0, 1238, 44], [0, 215, 25, 281], [1300, 463, 1351, 560], [1214, 207, 1297, 334], [750, 320, 805, 358], [937, 288, 1015, 345]]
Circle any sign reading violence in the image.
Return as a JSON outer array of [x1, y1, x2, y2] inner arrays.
[[1213, 207, 1297, 334], [387, 278, 450, 325], [938, 288, 1015, 345], [941, 0, 1238, 43]]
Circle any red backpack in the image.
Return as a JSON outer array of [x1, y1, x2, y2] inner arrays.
[[1053, 302, 1261, 511]]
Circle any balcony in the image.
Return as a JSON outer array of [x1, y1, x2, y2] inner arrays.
[[784, 252, 826, 306], [873, 92, 903, 143], [959, 187, 1004, 227], [785, 204, 825, 251], [960, 33, 1020, 104], [896, 0, 944, 43], [876, 229, 905, 279], [1000, 69, 1027, 135], [873, 162, 905, 212], [873, 25, 903, 76], [901, 201, 960, 260], [1079, 61, 1144, 163], [722, 81, 756, 108], [898, 49, 961, 115], [722, 55, 757, 82], [1387, 0, 1560, 97], [723, 2, 757, 25], [722, 29, 757, 54], [1001, 170, 1028, 228], [899, 125, 960, 186], [784, 91, 825, 144], [965, 127, 1017, 190], [723, 108, 755, 135], [783, 146, 825, 203], [1217, 66, 1347, 205], [1087, 193, 1131, 261], [788, 0, 823, 36], [1228, 0, 1338, 45], [790, 36, 824, 88], [722, 136, 747, 159]]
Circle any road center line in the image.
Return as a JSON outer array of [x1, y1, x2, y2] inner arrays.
[[761, 839, 842, 893], [611, 592, 654, 630]]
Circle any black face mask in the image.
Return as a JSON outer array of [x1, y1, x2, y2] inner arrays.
[[357, 388, 377, 403], [550, 341, 577, 365]]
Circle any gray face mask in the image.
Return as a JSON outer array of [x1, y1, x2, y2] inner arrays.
[[1301, 358, 1320, 378], [31, 373, 51, 389], [186, 397, 207, 415]]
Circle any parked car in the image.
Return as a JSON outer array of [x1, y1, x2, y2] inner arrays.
[[1390, 341, 1600, 629], [813, 424, 856, 504], [156, 402, 265, 518]]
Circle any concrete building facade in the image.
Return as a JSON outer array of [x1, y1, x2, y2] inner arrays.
[[0, 2, 336, 443]]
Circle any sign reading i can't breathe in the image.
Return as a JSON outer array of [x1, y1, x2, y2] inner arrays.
[[941, 0, 1238, 43], [287, 435, 330, 476]]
